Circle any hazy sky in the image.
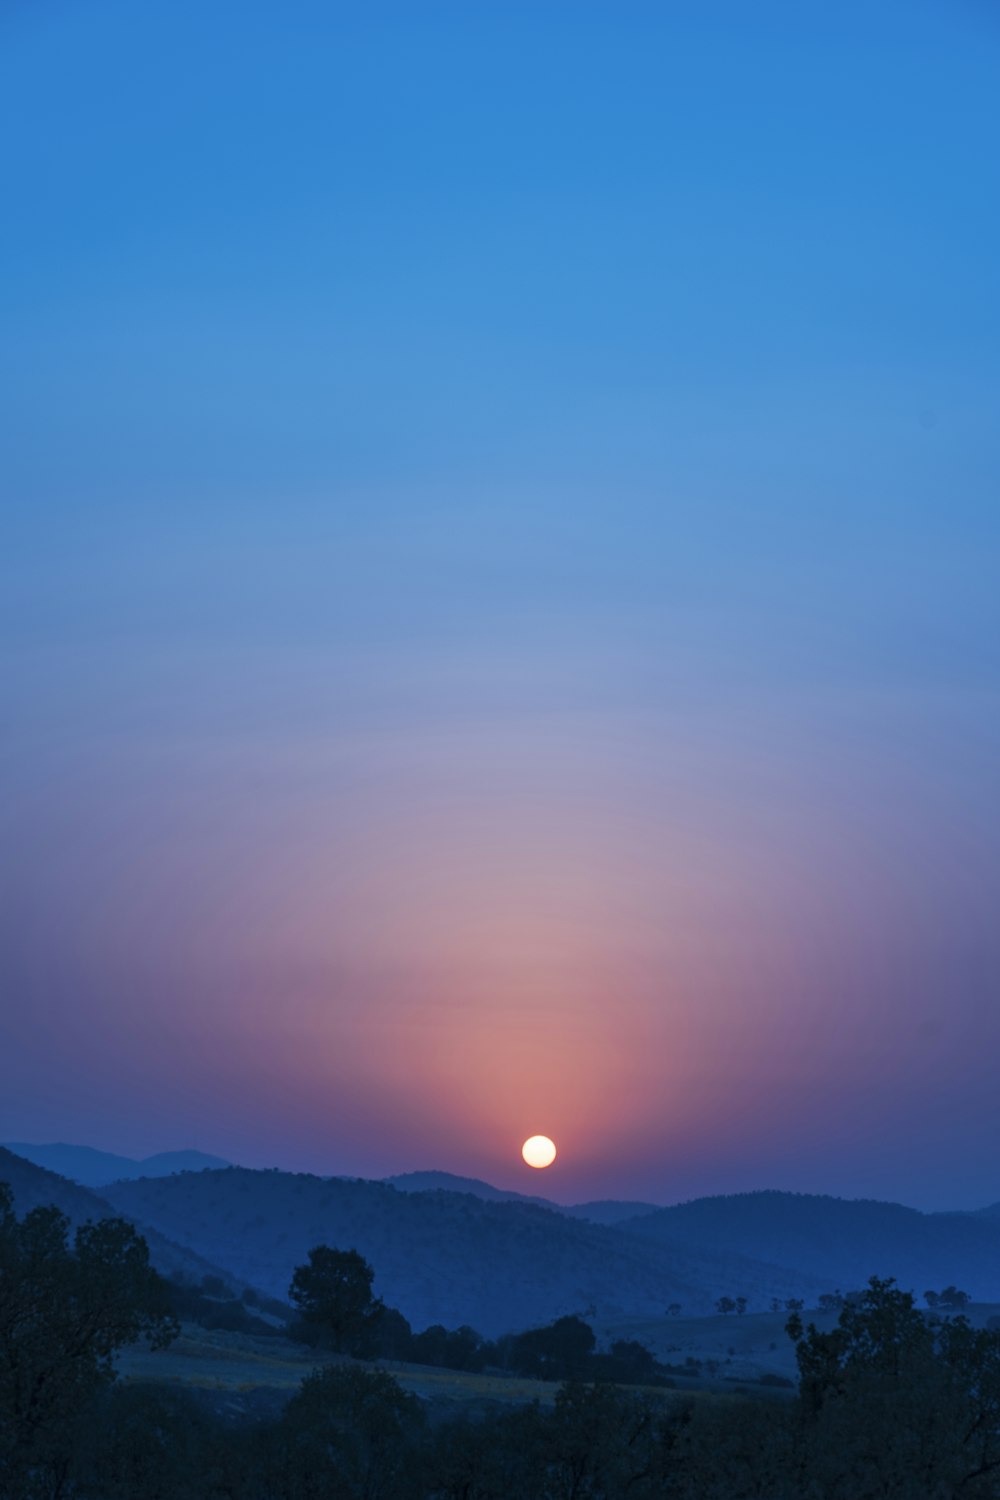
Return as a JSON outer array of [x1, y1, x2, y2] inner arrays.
[[2, 1, 999, 1210]]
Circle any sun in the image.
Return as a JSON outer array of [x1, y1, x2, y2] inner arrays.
[[521, 1134, 557, 1169]]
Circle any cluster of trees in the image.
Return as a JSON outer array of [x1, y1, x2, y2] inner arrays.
[[289, 1246, 667, 1385], [6, 1183, 1000, 1500], [718, 1295, 813, 1316], [166, 1274, 287, 1338], [815, 1285, 974, 1316], [926, 1285, 972, 1308]]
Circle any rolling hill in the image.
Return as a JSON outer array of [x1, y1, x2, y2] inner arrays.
[[2, 1141, 230, 1187], [384, 1170, 553, 1208], [622, 1190, 1000, 1300], [0, 1146, 238, 1288], [560, 1199, 663, 1226], [386, 1171, 661, 1225], [100, 1167, 821, 1336]]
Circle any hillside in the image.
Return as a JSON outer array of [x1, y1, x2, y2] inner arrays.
[[384, 1170, 552, 1208], [2, 1141, 229, 1187], [623, 1191, 1000, 1300], [101, 1168, 821, 1337], [563, 1199, 663, 1226], [386, 1172, 661, 1226], [0, 1146, 237, 1288]]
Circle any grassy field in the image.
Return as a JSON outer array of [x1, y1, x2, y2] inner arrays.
[[119, 1303, 1000, 1422], [599, 1303, 1000, 1388], [598, 1309, 810, 1384], [117, 1324, 741, 1423], [118, 1327, 569, 1421]]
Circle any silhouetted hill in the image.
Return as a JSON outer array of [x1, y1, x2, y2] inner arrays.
[[3, 1141, 230, 1187], [384, 1170, 660, 1225], [384, 1170, 553, 1208], [563, 1199, 663, 1225], [623, 1191, 1000, 1299], [101, 1168, 820, 1336], [0, 1146, 237, 1288]]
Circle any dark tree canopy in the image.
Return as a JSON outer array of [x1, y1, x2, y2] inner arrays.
[[0, 1181, 177, 1498], [289, 1244, 385, 1355], [504, 1315, 597, 1381], [274, 1364, 424, 1500]]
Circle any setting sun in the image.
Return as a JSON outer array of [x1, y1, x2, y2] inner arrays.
[[521, 1135, 557, 1169]]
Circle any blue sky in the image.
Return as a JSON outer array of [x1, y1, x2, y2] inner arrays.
[[1, 1, 999, 1207]]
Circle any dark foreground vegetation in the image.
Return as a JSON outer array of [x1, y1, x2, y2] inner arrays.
[[5, 1183, 1000, 1500]]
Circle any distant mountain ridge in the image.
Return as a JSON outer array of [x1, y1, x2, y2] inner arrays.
[[561, 1198, 664, 1226], [384, 1170, 661, 1225], [3, 1142, 230, 1187], [622, 1190, 1000, 1300], [384, 1170, 554, 1208], [11, 1144, 1000, 1324]]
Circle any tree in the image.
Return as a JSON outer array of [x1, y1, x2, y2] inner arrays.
[[0, 1182, 177, 1498], [409, 1322, 488, 1372], [786, 1276, 1000, 1496], [603, 1338, 659, 1384], [506, 1315, 596, 1381], [273, 1365, 424, 1500], [787, 1277, 935, 1413], [734, 1296, 748, 1316], [547, 1383, 659, 1498], [372, 1305, 414, 1361], [289, 1245, 385, 1355], [666, 1302, 682, 1317], [939, 1285, 971, 1309], [73, 1384, 249, 1500], [715, 1296, 736, 1316], [925, 1289, 941, 1308]]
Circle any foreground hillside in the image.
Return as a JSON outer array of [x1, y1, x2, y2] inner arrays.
[[0, 1146, 236, 1288], [101, 1168, 819, 1336], [624, 1190, 1000, 1300]]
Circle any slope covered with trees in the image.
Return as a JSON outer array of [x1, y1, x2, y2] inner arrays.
[[0, 1147, 238, 1289], [101, 1168, 820, 1335], [623, 1190, 1000, 1299]]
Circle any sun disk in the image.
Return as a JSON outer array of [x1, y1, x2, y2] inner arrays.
[[521, 1135, 557, 1169]]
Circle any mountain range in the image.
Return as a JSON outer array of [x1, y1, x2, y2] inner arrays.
[[623, 1189, 1000, 1298], [3, 1145, 999, 1338], [98, 1167, 821, 1335]]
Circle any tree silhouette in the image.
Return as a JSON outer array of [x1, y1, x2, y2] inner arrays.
[[0, 1182, 176, 1497], [274, 1365, 424, 1500], [289, 1245, 385, 1355]]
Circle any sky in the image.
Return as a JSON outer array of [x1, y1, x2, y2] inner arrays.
[[1, 0, 999, 1211]]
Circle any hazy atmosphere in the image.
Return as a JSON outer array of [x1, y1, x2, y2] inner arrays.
[[3, 0, 999, 1211]]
